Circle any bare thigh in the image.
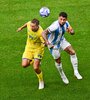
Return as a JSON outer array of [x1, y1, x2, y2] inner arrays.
[[64, 45, 75, 55]]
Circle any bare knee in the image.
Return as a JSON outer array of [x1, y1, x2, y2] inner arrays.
[[33, 59, 41, 73], [22, 63, 28, 68], [22, 59, 30, 68], [55, 57, 61, 64], [33, 66, 39, 72], [70, 50, 75, 55], [64, 46, 76, 55]]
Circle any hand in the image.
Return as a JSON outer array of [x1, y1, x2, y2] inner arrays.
[[46, 41, 54, 48], [46, 41, 50, 45], [70, 30, 75, 35], [17, 27, 22, 32], [48, 44, 54, 49]]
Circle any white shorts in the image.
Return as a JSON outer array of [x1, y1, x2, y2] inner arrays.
[[49, 38, 71, 59]]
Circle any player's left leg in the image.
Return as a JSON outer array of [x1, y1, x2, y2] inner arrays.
[[64, 45, 82, 79], [33, 47, 44, 89], [33, 59, 44, 89], [61, 38, 82, 80]]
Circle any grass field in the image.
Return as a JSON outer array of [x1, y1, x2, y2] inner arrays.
[[0, 0, 90, 100]]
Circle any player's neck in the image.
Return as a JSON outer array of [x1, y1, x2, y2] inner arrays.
[[59, 23, 64, 27]]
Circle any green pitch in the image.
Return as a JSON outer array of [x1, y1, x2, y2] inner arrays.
[[0, 0, 90, 100]]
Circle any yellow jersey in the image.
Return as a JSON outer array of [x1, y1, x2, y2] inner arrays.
[[26, 21, 44, 49]]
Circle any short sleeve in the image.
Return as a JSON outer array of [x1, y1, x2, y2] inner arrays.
[[66, 21, 70, 28], [47, 21, 58, 33]]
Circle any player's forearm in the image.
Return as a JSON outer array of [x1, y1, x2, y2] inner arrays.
[[67, 26, 75, 35], [17, 23, 27, 32], [42, 30, 48, 43], [42, 30, 54, 48], [19, 24, 27, 30]]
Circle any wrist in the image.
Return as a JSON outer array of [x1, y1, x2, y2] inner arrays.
[[70, 30, 75, 35], [46, 41, 50, 45]]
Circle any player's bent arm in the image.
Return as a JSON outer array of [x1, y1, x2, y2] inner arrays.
[[17, 23, 27, 32], [67, 26, 75, 35], [42, 29, 50, 45], [42, 29, 54, 48]]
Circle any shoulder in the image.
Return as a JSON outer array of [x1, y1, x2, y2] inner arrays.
[[65, 21, 70, 27], [37, 25, 43, 36], [39, 25, 43, 31], [38, 26, 43, 34], [48, 20, 59, 32], [27, 21, 31, 26]]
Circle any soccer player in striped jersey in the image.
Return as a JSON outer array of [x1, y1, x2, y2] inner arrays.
[[42, 12, 82, 84], [17, 18, 45, 89]]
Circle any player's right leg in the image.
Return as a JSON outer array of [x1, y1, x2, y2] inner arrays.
[[22, 58, 31, 68], [22, 48, 33, 68], [55, 58, 69, 84], [49, 48, 69, 84]]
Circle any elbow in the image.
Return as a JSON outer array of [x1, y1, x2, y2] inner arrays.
[[42, 32, 44, 36]]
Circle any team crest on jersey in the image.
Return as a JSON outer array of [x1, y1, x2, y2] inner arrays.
[[29, 35, 33, 39], [38, 54, 42, 59], [29, 34, 37, 40]]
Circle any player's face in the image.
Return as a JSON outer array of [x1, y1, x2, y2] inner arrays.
[[30, 23, 39, 32], [58, 16, 67, 26]]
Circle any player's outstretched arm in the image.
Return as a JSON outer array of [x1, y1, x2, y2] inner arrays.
[[17, 23, 27, 32]]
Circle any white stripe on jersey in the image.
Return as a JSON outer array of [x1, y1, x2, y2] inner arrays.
[[47, 20, 70, 49]]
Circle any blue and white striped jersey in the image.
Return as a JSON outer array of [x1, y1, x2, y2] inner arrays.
[[47, 20, 70, 49]]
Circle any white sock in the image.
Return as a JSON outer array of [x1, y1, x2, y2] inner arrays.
[[70, 54, 78, 72], [55, 62, 63, 73], [55, 62, 69, 84]]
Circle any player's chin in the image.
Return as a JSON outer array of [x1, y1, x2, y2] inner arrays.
[[60, 23, 65, 26], [32, 29, 38, 32]]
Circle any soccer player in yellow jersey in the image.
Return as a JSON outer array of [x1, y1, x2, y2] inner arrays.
[[17, 18, 44, 89]]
